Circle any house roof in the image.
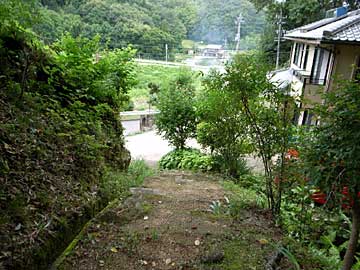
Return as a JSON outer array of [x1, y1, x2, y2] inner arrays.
[[285, 9, 360, 43], [269, 68, 293, 89], [205, 44, 223, 50]]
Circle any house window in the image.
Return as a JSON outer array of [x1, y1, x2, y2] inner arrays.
[[293, 43, 300, 66], [310, 47, 331, 85], [293, 43, 306, 68], [301, 110, 308, 125], [302, 45, 309, 70], [301, 110, 314, 126]]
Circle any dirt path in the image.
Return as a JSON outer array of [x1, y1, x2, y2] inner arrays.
[[60, 171, 282, 270]]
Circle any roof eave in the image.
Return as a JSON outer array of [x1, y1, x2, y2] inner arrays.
[[320, 39, 360, 45], [284, 36, 321, 44]]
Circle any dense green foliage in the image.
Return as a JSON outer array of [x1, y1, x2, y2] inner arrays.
[[0, 1, 136, 268], [32, 0, 266, 58], [33, 0, 197, 59], [155, 70, 198, 149], [196, 53, 293, 214], [304, 80, 360, 269], [196, 68, 253, 177]]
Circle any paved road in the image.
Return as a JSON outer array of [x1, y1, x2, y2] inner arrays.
[[125, 130, 263, 172], [125, 131, 199, 167], [125, 131, 173, 167], [122, 120, 140, 136]]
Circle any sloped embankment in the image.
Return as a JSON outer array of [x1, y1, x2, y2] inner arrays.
[[0, 23, 133, 269]]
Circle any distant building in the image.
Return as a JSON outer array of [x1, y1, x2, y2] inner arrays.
[[202, 44, 224, 58], [283, 7, 360, 126]]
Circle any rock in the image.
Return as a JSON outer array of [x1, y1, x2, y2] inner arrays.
[[201, 250, 225, 264], [140, 260, 148, 265], [175, 175, 194, 184], [165, 258, 172, 265]]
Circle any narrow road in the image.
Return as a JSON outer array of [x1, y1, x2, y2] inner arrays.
[[125, 131, 174, 167], [125, 131, 200, 167]]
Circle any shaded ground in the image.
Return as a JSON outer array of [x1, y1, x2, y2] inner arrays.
[[59, 171, 283, 270]]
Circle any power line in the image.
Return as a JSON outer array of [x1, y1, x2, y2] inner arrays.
[[235, 13, 245, 52]]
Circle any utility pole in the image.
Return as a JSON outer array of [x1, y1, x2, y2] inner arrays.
[[276, 8, 284, 70], [165, 44, 168, 63], [235, 13, 244, 52]]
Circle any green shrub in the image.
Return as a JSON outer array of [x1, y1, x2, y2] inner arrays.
[[100, 160, 154, 201], [211, 155, 251, 178], [159, 149, 214, 172], [223, 181, 267, 214], [155, 70, 197, 149]]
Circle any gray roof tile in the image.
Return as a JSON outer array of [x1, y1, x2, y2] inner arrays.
[[285, 9, 360, 43]]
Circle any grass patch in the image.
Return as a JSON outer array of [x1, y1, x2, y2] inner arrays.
[[222, 180, 267, 215], [100, 159, 154, 201], [201, 230, 275, 270], [130, 64, 202, 110]]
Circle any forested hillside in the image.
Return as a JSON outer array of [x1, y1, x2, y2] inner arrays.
[[191, 0, 265, 49], [35, 0, 197, 59], [33, 0, 265, 57]]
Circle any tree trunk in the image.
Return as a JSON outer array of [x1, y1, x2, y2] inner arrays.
[[342, 195, 360, 270]]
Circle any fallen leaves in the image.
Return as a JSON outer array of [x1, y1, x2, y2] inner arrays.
[[110, 247, 118, 253]]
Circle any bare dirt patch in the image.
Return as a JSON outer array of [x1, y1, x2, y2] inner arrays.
[[59, 171, 282, 270]]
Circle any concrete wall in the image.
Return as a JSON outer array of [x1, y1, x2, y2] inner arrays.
[[303, 84, 324, 108]]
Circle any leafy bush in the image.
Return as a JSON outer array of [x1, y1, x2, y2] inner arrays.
[[159, 149, 214, 171], [196, 78, 253, 177], [156, 70, 197, 149], [211, 155, 252, 178]]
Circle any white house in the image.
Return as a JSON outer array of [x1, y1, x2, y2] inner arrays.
[[284, 7, 360, 125]]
